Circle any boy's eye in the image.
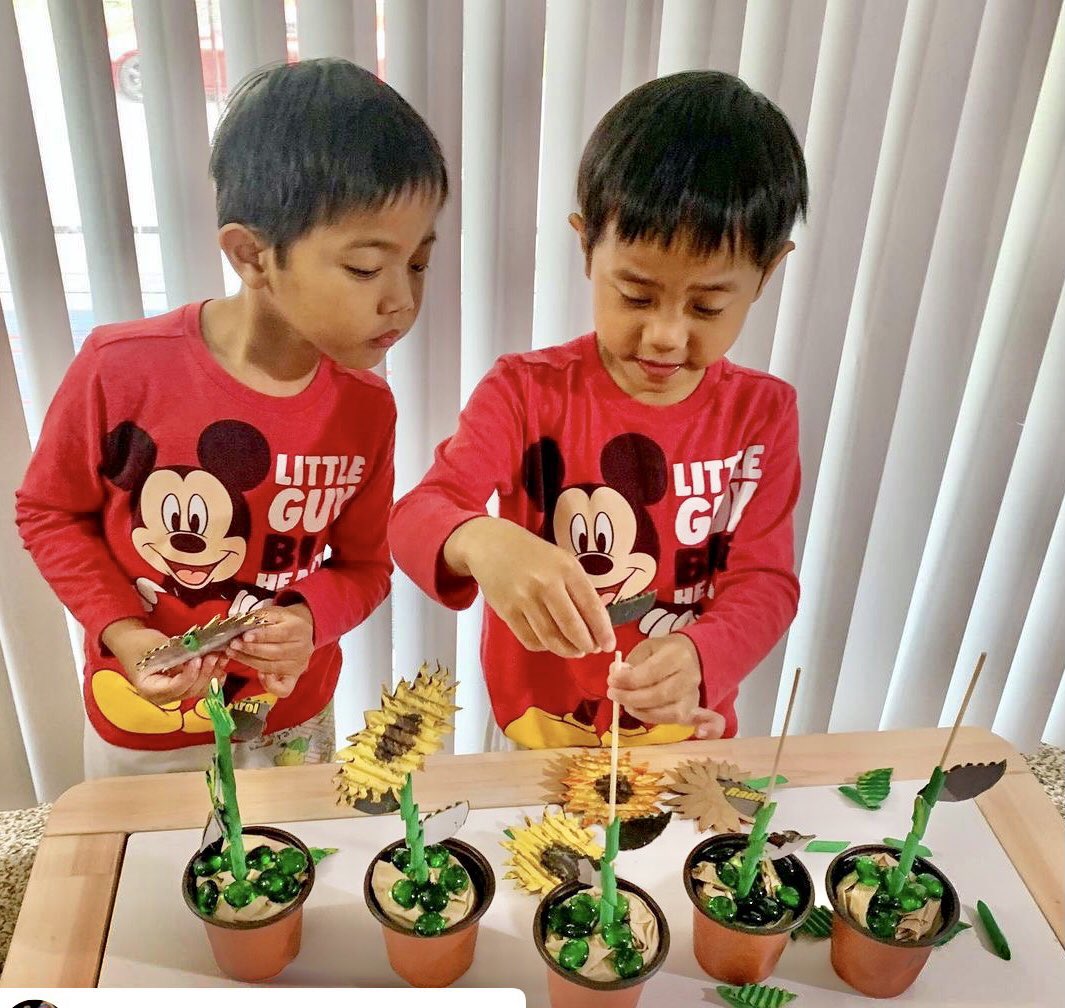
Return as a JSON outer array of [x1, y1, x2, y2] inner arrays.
[[693, 304, 725, 318], [620, 293, 653, 308], [345, 266, 381, 279], [409, 262, 430, 274]]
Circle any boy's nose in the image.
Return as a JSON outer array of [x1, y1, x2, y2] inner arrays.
[[645, 317, 688, 354], [380, 276, 415, 316]]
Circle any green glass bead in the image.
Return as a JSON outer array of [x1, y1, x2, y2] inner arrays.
[[440, 863, 470, 895], [776, 885, 801, 909], [391, 878, 418, 909], [246, 845, 277, 871], [218, 849, 232, 873], [614, 894, 630, 920], [602, 922, 633, 949], [855, 857, 880, 886], [273, 874, 301, 903], [391, 847, 412, 872], [917, 873, 943, 899], [613, 947, 644, 980], [707, 895, 737, 922], [558, 918, 594, 939], [903, 881, 928, 903], [546, 902, 568, 935], [414, 911, 447, 936], [425, 845, 450, 869], [222, 879, 256, 909], [276, 847, 308, 876], [717, 861, 740, 889], [558, 939, 589, 971], [195, 879, 219, 915], [568, 894, 598, 927], [418, 883, 450, 913], [899, 894, 924, 913], [192, 853, 222, 877], [868, 912, 899, 939], [253, 869, 287, 897]]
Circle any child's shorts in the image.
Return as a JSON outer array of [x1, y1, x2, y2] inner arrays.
[[81, 701, 336, 779]]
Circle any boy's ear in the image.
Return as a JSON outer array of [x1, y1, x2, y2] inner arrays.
[[569, 213, 592, 276], [754, 240, 795, 299], [219, 223, 271, 289]]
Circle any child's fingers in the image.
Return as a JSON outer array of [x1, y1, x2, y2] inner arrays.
[[259, 671, 297, 698], [506, 612, 546, 653], [229, 639, 296, 660], [608, 668, 685, 710], [240, 617, 296, 645], [543, 586, 596, 656], [692, 708, 726, 739], [608, 647, 670, 691], [566, 573, 616, 653], [525, 603, 583, 658], [141, 658, 201, 703]]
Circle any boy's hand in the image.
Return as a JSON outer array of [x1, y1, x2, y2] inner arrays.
[[226, 603, 314, 698], [607, 634, 725, 738], [104, 619, 227, 705], [445, 517, 616, 658]]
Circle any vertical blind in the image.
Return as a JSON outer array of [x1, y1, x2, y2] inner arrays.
[[1, 0, 1062, 809]]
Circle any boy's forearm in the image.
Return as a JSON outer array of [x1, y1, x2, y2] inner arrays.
[[275, 558, 391, 647]]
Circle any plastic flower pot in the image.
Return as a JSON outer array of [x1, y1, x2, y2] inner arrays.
[[683, 833, 812, 985], [534, 877, 671, 1008], [826, 844, 960, 998], [364, 837, 495, 987], [182, 825, 315, 982]]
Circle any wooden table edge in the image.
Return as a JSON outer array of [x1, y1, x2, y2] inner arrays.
[[3, 725, 1059, 989]]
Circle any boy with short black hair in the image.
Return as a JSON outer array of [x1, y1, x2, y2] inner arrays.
[[391, 71, 806, 749], [17, 59, 447, 776]]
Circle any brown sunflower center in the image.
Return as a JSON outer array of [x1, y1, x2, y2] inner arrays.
[[374, 713, 424, 762], [594, 773, 633, 806], [540, 844, 581, 881]]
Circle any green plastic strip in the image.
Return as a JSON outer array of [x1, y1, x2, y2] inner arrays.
[[884, 836, 932, 858], [744, 775, 788, 790]]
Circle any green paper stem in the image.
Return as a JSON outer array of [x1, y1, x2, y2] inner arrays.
[[887, 765, 945, 897], [205, 681, 246, 881], [805, 839, 850, 854], [736, 801, 777, 899], [310, 847, 338, 863], [744, 775, 788, 790], [977, 900, 1011, 960], [399, 773, 428, 884], [598, 817, 621, 928]]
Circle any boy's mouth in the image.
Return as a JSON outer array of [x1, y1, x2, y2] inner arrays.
[[635, 358, 683, 381], [371, 329, 403, 350]]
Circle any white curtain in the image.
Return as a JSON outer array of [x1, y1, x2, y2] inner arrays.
[[1, 0, 1063, 809]]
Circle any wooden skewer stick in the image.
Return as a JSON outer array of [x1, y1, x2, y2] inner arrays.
[[766, 667, 802, 803], [939, 651, 986, 768], [609, 650, 622, 819]]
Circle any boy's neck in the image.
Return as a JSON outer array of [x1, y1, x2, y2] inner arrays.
[[200, 291, 322, 396]]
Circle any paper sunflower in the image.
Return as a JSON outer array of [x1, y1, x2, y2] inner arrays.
[[560, 750, 665, 826], [334, 662, 459, 809], [665, 759, 759, 833], [501, 810, 604, 895]]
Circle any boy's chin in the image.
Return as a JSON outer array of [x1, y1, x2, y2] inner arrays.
[[329, 345, 387, 371]]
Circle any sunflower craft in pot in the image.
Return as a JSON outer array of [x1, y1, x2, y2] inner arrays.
[[337, 663, 496, 987]]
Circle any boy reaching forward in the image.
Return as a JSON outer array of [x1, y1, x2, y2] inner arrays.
[[391, 72, 806, 749], [17, 60, 447, 776]]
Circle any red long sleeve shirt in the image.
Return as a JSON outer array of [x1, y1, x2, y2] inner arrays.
[[16, 302, 394, 750], [390, 334, 799, 749]]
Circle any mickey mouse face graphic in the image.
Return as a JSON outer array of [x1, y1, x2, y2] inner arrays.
[[102, 419, 271, 592], [523, 433, 668, 605]]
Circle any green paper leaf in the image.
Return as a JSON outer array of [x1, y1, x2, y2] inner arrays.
[[804, 840, 849, 854], [857, 767, 892, 805], [744, 775, 788, 790], [310, 847, 338, 863], [977, 900, 1011, 960], [717, 982, 797, 1007], [736, 801, 776, 899], [838, 785, 879, 809], [934, 920, 972, 946], [791, 904, 832, 940], [884, 836, 932, 858]]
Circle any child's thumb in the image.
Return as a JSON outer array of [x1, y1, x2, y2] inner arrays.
[[691, 707, 725, 739]]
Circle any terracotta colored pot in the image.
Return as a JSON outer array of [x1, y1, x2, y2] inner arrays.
[[533, 878, 671, 1008], [181, 825, 315, 982], [684, 833, 812, 985], [826, 844, 960, 998], [364, 837, 495, 987]]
